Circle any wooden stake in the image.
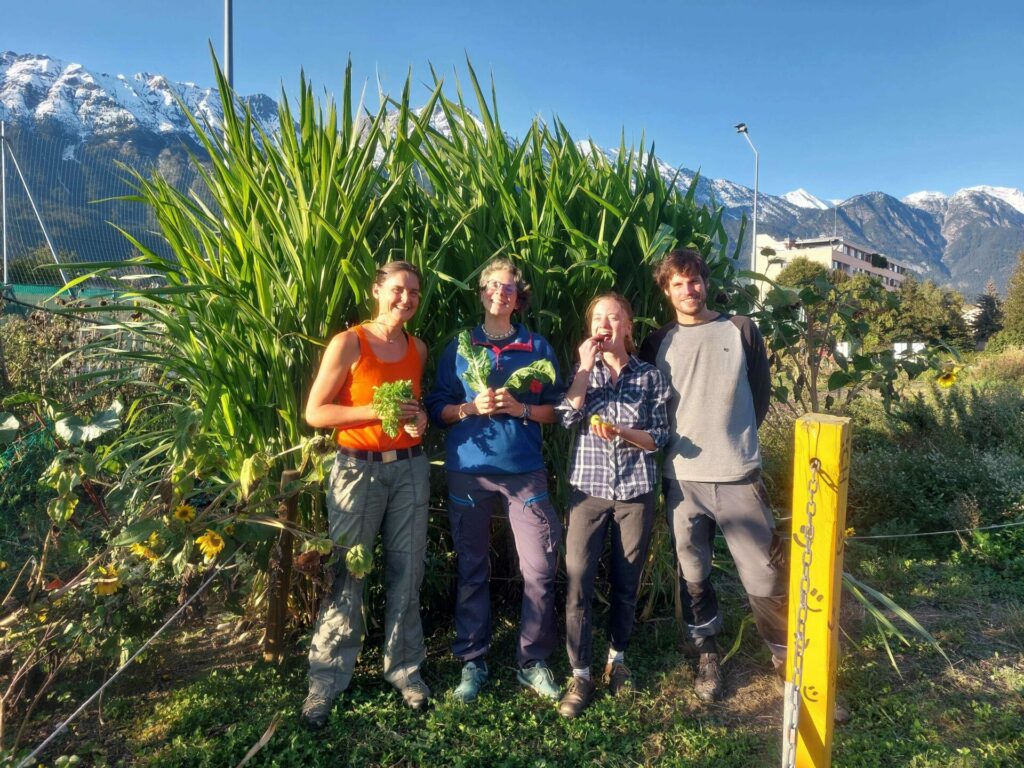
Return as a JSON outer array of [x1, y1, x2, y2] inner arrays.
[[264, 469, 300, 663], [782, 414, 851, 768]]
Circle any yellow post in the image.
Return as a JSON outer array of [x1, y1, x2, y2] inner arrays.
[[782, 414, 851, 768]]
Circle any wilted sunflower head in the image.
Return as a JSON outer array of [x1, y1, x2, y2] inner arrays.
[[130, 542, 158, 561]]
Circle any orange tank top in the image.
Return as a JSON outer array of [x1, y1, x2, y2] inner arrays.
[[334, 324, 423, 452]]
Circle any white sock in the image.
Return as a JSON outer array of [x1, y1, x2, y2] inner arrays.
[[607, 648, 624, 664], [572, 667, 591, 680]]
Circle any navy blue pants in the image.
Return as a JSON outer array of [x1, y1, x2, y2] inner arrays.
[[446, 469, 562, 668]]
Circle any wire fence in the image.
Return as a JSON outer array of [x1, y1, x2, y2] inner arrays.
[[1, 122, 204, 290]]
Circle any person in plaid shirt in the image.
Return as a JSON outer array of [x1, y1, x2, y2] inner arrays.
[[555, 293, 670, 718]]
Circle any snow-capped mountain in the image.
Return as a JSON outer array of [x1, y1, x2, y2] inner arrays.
[[783, 188, 830, 210], [2, 50, 1021, 297], [0, 51, 278, 138], [963, 186, 1024, 215]]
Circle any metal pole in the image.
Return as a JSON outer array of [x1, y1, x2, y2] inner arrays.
[[1, 121, 7, 287], [224, 0, 233, 89], [751, 141, 759, 272], [735, 123, 759, 274]]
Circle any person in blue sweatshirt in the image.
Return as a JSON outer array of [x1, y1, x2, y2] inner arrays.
[[426, 257, 564, 704]]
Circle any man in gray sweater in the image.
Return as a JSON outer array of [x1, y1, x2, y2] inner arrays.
[[639, 248, 787, 702]]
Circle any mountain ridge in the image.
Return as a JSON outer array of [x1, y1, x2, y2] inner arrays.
[[2, 50, 1020, 297]]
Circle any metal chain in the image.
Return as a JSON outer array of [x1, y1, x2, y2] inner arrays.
[[785, 458, 820, 768]]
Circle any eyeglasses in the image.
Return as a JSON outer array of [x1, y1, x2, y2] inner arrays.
[[483, 280, 517, 296]]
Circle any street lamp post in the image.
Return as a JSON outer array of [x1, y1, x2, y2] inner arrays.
[[735, 123, 758, 274], [224, 0, 233, 89]]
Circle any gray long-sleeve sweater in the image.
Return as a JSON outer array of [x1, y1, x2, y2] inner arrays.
[[639, 314, 771, 482]]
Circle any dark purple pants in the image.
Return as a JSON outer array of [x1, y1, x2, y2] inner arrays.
[[446, 469, 561, 667]]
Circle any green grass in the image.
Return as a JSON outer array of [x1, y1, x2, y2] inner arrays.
[[24, 543, 1022, 768]]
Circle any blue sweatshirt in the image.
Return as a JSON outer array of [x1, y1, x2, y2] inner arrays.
[[426, 324, 563, 475]]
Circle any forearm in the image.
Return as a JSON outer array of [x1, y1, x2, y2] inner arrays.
[[562, 367, 592, 411], [529, 403, 558, 425], [439, 401, 478, 425], [305, 403, 377, 430], [615, 426, 657, 452]]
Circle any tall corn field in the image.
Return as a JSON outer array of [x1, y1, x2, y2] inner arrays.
[[83, 57, 744, 620]]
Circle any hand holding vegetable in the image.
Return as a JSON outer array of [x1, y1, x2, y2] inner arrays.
[[577, 334, 605, 370], [403, 406, 428, 437], [372, 379, 414, 437], [494, 388, 524, 416], [473, 388, 498, 415], [589, 413, 618, 441]]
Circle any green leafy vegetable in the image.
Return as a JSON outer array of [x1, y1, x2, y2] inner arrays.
[[346, 543, 373, 579], [502, 360, 556, 392], [372, 379, 413, 437], [457, 331, 493, 394]]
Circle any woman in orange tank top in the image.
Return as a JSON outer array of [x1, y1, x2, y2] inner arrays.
[[300, 261, 432, 727]]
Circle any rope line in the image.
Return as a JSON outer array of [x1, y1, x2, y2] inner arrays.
[[847, 519, 1024, 540], [16, 549, 241, 768]]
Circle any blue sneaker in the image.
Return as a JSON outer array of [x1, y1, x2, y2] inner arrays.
[[453, 660, 488, 703], [517, 662, 560, 700]]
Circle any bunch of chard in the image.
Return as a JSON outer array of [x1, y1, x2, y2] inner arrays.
[[456, 331, 556, 393]]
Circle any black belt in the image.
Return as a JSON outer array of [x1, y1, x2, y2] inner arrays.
[[337, 445, 423, 464]]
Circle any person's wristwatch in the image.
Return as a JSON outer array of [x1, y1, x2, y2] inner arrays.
[[520, 403, 532, 424]]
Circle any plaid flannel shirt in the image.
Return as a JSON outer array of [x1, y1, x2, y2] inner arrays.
[[557, 355, 671, 501]]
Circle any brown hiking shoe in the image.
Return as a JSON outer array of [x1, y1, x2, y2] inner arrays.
[[603, 661, 633, 696], [558, 675, 596, 718], [695, 653, 723, 702]]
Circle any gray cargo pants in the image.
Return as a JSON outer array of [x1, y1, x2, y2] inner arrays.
[[308, 451, 430, 697], [665, 473, 788, 661]]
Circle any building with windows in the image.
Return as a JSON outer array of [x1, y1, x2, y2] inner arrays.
[[754, 235, 918, 291]]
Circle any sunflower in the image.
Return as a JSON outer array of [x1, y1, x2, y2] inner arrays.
[[173, 503, 196, 523], [130, 542, 158, 561], [844, 527, 856, 538], [95, 564, 121, 596], [937, 363, 964, 389], [196, 530, 225, 560]]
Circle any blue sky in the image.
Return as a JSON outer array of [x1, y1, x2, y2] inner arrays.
[[6, 0, 1023, 201]]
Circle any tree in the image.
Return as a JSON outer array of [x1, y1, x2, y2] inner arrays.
[[972, 279, 1003, 344], [776, 256, 828, 287], [1001, 250, 1024, 336], [876, 277, 971, 351]]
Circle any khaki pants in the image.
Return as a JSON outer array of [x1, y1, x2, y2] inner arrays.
[[308, 451, 429, 696]]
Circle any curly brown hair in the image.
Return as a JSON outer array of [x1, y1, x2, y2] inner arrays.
[[653, 248, 709, 290]]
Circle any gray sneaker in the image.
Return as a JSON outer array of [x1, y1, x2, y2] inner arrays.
[[517, 662, 560, 700], [453, 660, 489, 703], [399, 678, 431, 711], [301, 684, 335, 730]]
